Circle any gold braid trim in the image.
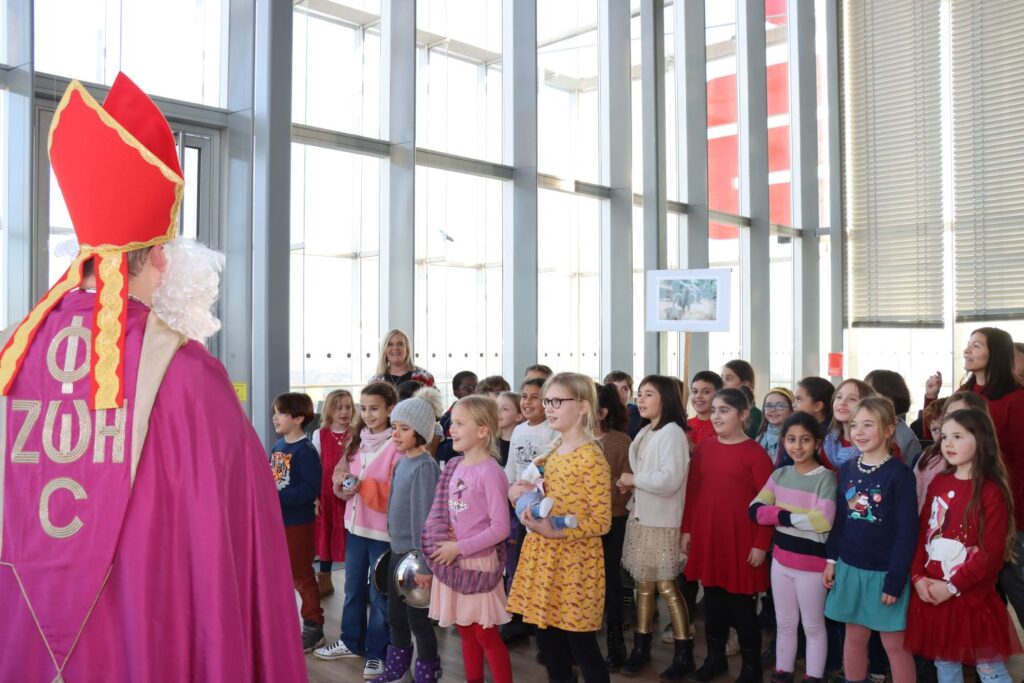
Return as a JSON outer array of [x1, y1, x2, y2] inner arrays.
[[47, 80, 183, 249], [93, 252, 126, 410], [0, 255, 86, 395]]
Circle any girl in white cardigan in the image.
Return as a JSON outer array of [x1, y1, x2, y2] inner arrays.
[[615, 375, 694, 681]]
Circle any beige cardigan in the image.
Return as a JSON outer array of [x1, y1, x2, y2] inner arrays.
[[627, 422, 689, 528]]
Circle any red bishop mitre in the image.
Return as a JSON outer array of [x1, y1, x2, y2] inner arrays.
[[0, 74, 183, 410]]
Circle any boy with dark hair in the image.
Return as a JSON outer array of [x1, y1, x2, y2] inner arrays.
[[269, 392, 325, 651], [604, 370, 643, 438], [436, 371, 479, 464], [477, 375, 512, 397]]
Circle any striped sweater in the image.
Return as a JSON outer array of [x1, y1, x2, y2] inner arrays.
[[748, 465, 837, 572]]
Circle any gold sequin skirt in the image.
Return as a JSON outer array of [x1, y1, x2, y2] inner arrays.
[[622, 516, 681, 582]]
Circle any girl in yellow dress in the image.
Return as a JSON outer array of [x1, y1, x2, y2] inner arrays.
[[507, 372, 612, 683]]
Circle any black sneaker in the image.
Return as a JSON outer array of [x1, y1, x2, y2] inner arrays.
[[302, 621, 325, 652]]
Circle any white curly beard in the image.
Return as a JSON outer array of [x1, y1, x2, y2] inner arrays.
[[151, 238, 225, 343]]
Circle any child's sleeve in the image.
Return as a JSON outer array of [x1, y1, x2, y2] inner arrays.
[[948, 482, 1010, 594], [311, 430, 322, 456], [408, 463, 440, 553], [910, 484, 933, 582], [456, 468, 513, 557], [748, 472, 790, 527], [884, 466, 921, 597], [633, 428, 687, 496], [562, 447, 612, 540], [825, 470, 845, 562], [749, 446, 776, 551], [682, 445, 703, 534], [278, 444, 322, 508]]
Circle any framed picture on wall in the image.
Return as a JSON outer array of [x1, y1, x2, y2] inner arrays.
[[645, 268, 732, 332]]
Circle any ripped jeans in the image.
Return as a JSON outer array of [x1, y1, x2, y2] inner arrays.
[[935, 659, 1011, 683]]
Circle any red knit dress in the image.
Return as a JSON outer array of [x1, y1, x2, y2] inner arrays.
[[314, 428, 351, 563], [905, 474, 1021, 664], [683, 437, 774, 594], [687, 416, 717, 449]]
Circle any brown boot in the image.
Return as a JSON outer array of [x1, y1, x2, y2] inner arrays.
[[317, 571, 334, 598]]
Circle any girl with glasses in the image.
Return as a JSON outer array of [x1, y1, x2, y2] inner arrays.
[[756, 387, 795, 462]]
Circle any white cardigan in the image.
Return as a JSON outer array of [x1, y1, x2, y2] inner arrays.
[[627, 422, 689, 529]]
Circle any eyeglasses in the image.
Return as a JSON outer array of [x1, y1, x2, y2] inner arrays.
[[541, 397, 577, 409], [764, 402, 791, 411]]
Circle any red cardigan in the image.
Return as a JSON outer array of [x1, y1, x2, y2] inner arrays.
[[971, 384, 1024, 530]]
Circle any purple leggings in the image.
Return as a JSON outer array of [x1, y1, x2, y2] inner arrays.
[[772, 561, 828, 677]]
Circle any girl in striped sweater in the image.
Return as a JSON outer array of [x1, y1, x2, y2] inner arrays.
[[750, 412, 838, 683]]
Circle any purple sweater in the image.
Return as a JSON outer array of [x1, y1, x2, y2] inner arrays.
[[444, 457, 511, 559]]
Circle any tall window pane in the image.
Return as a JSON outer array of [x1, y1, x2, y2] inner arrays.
[[35, 0, 225, 107], [766, 0, 791, 226], [416, 0, 503, 162], [0, 89, 6, 328], [293, 2, 381, 138], [414, 167, 503, 402], [290, 143, 381, 404], [538, 0, 600, 182], [707, 1, 738, 219], [708, 232, 742, 370], [769, 235, 794, 385], [538, 189, 601, 378]]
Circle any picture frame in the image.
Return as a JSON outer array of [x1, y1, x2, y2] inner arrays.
[[645, 268, 732, 332]]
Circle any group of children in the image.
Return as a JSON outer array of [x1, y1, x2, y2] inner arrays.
[[264, 346, 1022, 683]]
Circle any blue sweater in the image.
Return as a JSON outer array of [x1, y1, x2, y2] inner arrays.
[[825, 456, 918, 597], [269, 436, 322, 526]]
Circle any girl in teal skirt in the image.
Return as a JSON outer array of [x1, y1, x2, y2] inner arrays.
[[822, 396, 919, 683]]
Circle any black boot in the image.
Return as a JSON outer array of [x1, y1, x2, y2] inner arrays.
[[770, 669, 795, 683], [735, 648, 762, 683], [619, 631, 652, 677], [604, 623, 628, 671], [659, 639, 695, 682], [689, 635, 728, 682]]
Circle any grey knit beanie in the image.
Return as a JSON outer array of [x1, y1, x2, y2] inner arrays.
[[391, 396, 439, 444]]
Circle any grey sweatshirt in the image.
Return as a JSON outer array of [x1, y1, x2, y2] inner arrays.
[[387, 453, 441, 554]]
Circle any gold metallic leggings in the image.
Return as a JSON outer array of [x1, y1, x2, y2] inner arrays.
[[635, 580, 694, 640]]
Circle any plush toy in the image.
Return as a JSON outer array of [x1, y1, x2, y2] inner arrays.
[[511, 460, 578, 530]]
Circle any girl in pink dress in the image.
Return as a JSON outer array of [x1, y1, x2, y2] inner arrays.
[[422, 395, 513, 683]]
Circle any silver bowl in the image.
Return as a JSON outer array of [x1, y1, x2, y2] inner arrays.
[[395, 550, 433, 608]]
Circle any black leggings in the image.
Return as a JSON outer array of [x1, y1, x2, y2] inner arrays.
[[535, 627, 610, 683], [703, 586, 760, 653], [602, 515, 627, 628], [386, 551, 437, 661]]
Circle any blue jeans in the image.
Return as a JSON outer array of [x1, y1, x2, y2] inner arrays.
[[340, 533, 390, 660], [935, 659, 1011, 683]]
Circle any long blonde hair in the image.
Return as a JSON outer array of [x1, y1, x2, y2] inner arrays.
[[454, 395, 501, 461], [375, 329, 415, 376], [851, 396, 897, 452], [543, 372, 600, 443], [319, 389, 354, 429]]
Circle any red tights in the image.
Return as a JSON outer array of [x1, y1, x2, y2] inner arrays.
[[456, 624, 513, 683]]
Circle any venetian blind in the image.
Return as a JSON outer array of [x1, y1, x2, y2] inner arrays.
[[844, 0, 943, 326], [952, 0, 1024, 321]]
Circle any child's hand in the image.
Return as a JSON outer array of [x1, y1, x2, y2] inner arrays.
[[822, 563, 836, 589], [314, 499, 321, 517], [747, 547, 767, 567], [881, 592, 899, 606], [681, 533, 691, 555], [522, 507, 566, 539], [616, 472, 635, 493], [913, 577, 935, 603], [925, 371, 943, 399], [508, 481, 532, 504], [925, 581, 955, 605], [429, 541, 461, 566], [413, 573, 433, 590]]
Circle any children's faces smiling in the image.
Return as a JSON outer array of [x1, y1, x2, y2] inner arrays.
[[391, 420, 420, 452], [449, 404, 488, 452], [763, 392, 793, 425], [784, 425, 820, 465], [832, 385, 862, 423], [520, 385, 544, 423], [331, 397, 354, 430], [690, 380, 717, 417], [360, 394, 393, 432], [721, 368, 743, 389], [710, 397, 747, 439], [849, 407, 892, 457]]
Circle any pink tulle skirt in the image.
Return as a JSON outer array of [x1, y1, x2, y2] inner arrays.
[[428, 552, 511, 628]]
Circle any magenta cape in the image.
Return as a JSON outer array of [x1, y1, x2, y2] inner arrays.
[[0, 291, 306, 681]]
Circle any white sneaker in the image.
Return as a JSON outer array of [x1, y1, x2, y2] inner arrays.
[[363, 658, 384, 679], [725, 628, 740, 656], [313, 639, 359, 660], [661, 621, 674, 644]]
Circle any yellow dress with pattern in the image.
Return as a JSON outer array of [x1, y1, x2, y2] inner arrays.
[[506, 442, 612, 632]]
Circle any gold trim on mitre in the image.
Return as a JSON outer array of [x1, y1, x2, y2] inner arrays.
[[47, 80, 183, 250]]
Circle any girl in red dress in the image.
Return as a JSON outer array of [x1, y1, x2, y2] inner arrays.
[[312, 389, 354, 598], [905, 408, 1020, 682], [682, 388, 774, 683]]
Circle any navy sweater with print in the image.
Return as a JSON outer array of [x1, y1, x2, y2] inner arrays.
[[269, 437, 322, 526], [825, 456, 919, 597]]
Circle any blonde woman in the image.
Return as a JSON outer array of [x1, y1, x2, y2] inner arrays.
[[507, 373, 612, 683], [369, 329, 435, 388]]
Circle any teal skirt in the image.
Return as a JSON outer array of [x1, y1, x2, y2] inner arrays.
[[824, 560, 910, 632]]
